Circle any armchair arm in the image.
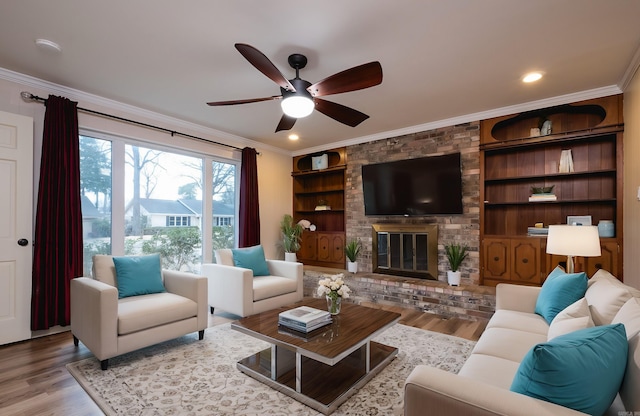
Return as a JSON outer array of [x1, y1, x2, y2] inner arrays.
[[163, 270, 208, 331], [201, 263, 254, 317], [70, 277, 118, 361], [266, 259, 303, 294], [404, 366, 586, 416], [495, 283, 541, 313]]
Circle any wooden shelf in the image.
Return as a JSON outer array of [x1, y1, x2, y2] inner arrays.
[[484, 198, 616, 206], [484, 168, 616, 183], [480, 95, 623, 285], [292, 147, 347, 268]]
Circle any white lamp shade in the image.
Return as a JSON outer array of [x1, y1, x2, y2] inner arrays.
[[281, 96, 314, 118], [546, 225, 602, 257]]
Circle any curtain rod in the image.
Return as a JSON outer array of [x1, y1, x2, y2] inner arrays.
[[20, 91, 250, 153]]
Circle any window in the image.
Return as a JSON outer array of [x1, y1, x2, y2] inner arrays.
[[80, 136, 112, 276], [80, 134, 239, 275], [167, 216, 191, 227]]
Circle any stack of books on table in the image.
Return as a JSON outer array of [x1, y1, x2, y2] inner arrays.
[[528, 193, 557, 202], [278, 306, 332, 333]]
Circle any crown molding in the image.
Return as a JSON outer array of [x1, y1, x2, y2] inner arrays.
[[293, 85, 623, 156], [0, 67, 291, 156], [619, 41, 640, 92]]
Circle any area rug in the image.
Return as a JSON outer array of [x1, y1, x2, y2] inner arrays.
[[67, 323, 475, 415]]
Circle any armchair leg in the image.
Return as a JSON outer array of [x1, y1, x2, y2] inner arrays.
[[198, 329, 205, 340], [100, 359, 109, 371], [72, 335, 79, 347], [210, 306, 214, 315]]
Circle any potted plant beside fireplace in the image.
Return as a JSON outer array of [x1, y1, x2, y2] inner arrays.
[[280, 214, 303, 262], [444, 243, 468, 286], [345, 238, 362, 273]]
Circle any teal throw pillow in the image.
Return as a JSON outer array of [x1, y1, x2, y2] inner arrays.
[[535, 266, 587, 324], [112, 254, 165, 299], [510, 323, 627, 416], [231, 245, 270, 276]]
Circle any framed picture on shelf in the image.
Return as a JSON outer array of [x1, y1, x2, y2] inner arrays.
[[567, 215, 592, 226]]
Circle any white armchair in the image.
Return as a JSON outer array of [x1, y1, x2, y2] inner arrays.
[[70, 255, 208, 370], [202, 247, 303, 317]]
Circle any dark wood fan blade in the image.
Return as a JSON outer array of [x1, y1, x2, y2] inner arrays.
[[235, 43, 296, 92], [207, 96, 281, 106], [275, 114, 297, 132], [307, 62, 382, 97], [314, 98, 369, 127]]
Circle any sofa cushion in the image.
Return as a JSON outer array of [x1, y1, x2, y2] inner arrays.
[[612, 296, 640, 339], [486, 310, 549, 335], [112, 254, 166, 299], [471, 327, 547, 363], [510, 323, 628, 416], [547, 298, 594, 341], [535, 266, 587, 324], [586, 269, 640, 326], [458, 354, 522, 390], [231, 245, 270, 276], [253, 275, 298, 301], [118, 292, 197, 335], [214, 249, 234, 266], [92, 254, 118, 287]]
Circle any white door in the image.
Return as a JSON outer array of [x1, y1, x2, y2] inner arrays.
[[0, 111, 33, 345]]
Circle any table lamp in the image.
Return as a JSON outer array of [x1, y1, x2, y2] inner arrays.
[[546, 225, 601, 273]]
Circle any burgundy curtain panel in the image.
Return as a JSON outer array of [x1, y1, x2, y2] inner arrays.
[[238, 147, 260, 247], [31, 95, 83, 330]]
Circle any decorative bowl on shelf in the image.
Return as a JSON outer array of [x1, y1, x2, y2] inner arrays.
[[531, 185, 554, 194]]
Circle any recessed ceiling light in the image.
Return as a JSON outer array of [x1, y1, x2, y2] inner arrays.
[[522, 72, 543, 83], [35, 38, 62, 53], [288, 134, 299, 141]]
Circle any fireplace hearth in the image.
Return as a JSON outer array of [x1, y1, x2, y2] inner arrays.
[[372, 224, 438, 280]]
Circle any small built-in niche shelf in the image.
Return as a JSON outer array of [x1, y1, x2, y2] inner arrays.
[[481, 95, 623, 147], [293, 148, 346, 174]]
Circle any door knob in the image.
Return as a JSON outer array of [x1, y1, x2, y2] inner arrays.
[[17, 238, 29, 246]]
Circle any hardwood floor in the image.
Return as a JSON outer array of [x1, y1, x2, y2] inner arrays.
[[0, 304, 487, 416]]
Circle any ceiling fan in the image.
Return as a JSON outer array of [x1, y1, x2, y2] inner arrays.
[[207, 43, 383, 132]]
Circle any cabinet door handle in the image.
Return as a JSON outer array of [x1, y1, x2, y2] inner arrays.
[[493, 256, 500, 261], [522, 258, 528, 264]]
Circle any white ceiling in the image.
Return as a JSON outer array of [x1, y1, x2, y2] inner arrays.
[[2, 1, 640, 154]]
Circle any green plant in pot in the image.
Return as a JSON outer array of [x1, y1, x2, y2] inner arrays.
[[444, 243, 468, 286], [280, 214, 303, 261], [344, 238, 362, 273]]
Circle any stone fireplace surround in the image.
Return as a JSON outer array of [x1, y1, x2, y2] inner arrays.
[[344, 122, 481, 286]]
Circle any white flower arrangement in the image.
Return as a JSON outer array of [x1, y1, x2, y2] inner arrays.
[[317, 273, 351, 300]]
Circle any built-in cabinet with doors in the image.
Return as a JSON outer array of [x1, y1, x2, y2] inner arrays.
[[292, 147, 346, 268], [480, 95, 624, 286]]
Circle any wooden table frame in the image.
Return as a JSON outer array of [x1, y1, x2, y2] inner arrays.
[[231, 298, 401, 414]]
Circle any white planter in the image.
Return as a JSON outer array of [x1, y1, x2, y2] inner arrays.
[[447, 270, 461, 286], [347, 261, 358, 273], [284, 252, 297, 262]]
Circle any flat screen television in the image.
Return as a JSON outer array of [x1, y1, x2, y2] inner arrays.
[[362, 152, 463, 216]]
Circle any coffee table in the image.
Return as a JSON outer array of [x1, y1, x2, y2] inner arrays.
[[230, 297, 401, 415]]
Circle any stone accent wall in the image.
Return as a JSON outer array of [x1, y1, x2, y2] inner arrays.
[[345, 122, 481, 285]]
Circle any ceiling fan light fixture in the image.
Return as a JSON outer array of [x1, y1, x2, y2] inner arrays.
[[281, 96, 314, 118]]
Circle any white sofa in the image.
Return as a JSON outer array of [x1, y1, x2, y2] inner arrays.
[[404, 269, 640, 415], [202, 248, 303, 317], [70, 255, 208, 370]]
